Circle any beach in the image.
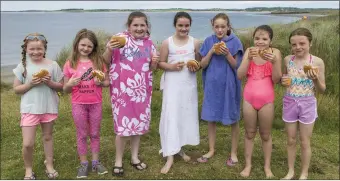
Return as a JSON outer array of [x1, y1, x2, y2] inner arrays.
[[1, 65, 16, 84]]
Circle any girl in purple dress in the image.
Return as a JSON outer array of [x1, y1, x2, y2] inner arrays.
[[197, 13, 244, 166]]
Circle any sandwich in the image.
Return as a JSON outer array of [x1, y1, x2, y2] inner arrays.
[[214, 42, 227, 55], [33, 69, 49, 78], [110, 35, 127, 48], [186, 59, 200, 70], [92, 70, 105, 81]]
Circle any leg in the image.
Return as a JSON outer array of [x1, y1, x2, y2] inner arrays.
[[22, 126, 37, 178], [299, 122, 315, 180], [88, 103, 107, 174], [230, 121, 240, 162], [160, 155, 174, 174], [72, 104, 89, 163], [197, 122, 216, 162], [130, 135, 147, 169], [40, 122, 56, 174], [240, 101, 258, 178], [281, 122, 298, 180], [178, 149, 191, 162], [113, 135, 128, 174], [88, 104, 102, 162], [72, 104, 90, 178], [258, 103, 275, 178]]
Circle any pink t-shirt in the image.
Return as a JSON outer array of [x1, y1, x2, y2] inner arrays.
[[63, 60, 107, 104]]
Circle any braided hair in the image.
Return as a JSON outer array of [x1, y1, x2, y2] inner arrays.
[[21, 33, 48, 78]]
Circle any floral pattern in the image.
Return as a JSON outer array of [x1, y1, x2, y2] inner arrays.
[[109, 31, 156, 136]]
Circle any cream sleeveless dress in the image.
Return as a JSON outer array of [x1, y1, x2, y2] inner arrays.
[[159, 36, 200, 157]]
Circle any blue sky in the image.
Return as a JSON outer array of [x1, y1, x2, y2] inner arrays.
[[1, 1, 339, 11]]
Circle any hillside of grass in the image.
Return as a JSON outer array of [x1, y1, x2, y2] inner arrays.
[[1, 14, 339, 179]]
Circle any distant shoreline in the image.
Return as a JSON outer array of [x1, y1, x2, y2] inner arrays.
[[1, 7, 338, 14]]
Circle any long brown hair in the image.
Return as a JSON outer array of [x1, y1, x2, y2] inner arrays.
[[69, 28, 104, 71], [211, 13, 233, 36], [21, 33, 48, 78]]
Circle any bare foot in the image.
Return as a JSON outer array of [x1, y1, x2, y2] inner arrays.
[[240, 165, 252, 178], [178, 150, 191, 162], [160, 156, 174, 174], [197, 150, 214, 162], [264, 168, 275, 179], [230, 153, 238, 163], [299, 174, 308, 180], [281, 171, 294, 180]]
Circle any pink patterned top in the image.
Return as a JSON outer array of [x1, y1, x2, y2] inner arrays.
[[109, 31, 157, 136]]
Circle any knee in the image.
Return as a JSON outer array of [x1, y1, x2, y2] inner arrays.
[[245, 131, 256, 140], [260, 132, 271, 142], [287, 137, 297, 146], [90, 133, 100, 140], [23, 141, 34, 150], [43, 133, 53, 142], [300, 138, 311, 150]]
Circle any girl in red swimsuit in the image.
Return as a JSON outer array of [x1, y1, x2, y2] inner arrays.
[[237, 25, 282, 178]]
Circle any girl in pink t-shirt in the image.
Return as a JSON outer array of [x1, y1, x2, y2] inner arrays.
[[103, 11, 159, 176], [63, 29, 109, 178]]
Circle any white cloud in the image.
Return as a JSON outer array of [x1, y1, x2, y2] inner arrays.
[[1, 1, 339, 11]]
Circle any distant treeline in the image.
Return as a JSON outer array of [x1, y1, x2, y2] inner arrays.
[[2, 7, 338, 13]]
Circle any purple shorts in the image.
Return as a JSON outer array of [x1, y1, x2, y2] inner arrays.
[[282, 95, 318, 124]]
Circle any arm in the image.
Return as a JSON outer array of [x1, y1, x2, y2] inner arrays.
[[224, 51, 237, 68], [200, 47, 214, 69], [312, 58, 326, 93], [103, 40, 121, 65], [150, 45, 159, 71], [270, 48, 282, 84], [63, 76, 73, 93], [13, 77, 36, 95], [94, 71, 110, 87], [237, 48, 251, 80], [101, 71, 110, 87], [280, 56, 289, 87], [44, 78, 64, 92], [103, 47, 113, 65], [63, 75, 81, 94], [194, 39, 202, 62], [158, 40, 175, 71]]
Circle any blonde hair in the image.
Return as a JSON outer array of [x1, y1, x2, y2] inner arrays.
[[21, 33, 48, 78], [69, 28, 104, 71]]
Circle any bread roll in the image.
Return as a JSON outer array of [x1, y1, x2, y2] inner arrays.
[[92, 70, 105, 81], [303, 65, 318, 74], [214, 42, 226, 55], [111, 35, 127, 48], [33, 69, 49, 78], [258, 48, 270, 59], [187, 60, 200, 70]]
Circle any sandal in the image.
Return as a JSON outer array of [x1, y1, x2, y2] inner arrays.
[[45, 170, 59, 179], [112, 166, 124, 177], [23, 172, 36, 180], [130, 161, 147, 170], [226, 157, 238, 167], [44, 159, 58, 179], [197, 156, 210, 163]]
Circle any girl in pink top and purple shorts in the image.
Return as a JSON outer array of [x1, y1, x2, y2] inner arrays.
[[281, 28, 326, 180]]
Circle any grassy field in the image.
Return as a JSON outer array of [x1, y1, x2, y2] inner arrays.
[[1, 14, 339, 179]]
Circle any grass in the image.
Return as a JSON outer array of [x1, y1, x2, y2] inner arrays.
[[1, 14, 339, 179]]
